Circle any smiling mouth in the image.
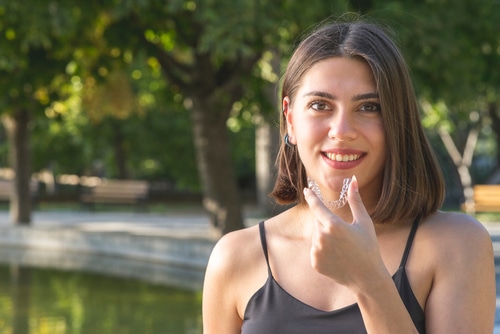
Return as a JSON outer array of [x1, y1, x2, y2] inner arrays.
[[324, 152, 362, 162]]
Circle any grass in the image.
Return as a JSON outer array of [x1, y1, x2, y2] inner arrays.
[[474, 212, 500, 223]]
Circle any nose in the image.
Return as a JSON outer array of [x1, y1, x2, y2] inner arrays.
[[327, 110, 357, 141]]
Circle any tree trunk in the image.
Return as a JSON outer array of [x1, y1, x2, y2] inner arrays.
[[438, 126, 478, 213], [190, 101, 244, 236], [487, 102, 500, 178], [256, 48, 282, 216], [255, 120, 280, 215], [147, 24, 261, 236], [111, 120, 129, 179], [2, 109, 32, 224]]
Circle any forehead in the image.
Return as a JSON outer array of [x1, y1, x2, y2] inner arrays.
[[298, 57, 376, 96]]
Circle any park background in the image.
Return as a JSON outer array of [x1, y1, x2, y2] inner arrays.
[[1, 0, 499, 234], [0, 0, 499, 333]]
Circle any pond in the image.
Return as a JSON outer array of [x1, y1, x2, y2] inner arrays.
[[0, 264, 202, 334]]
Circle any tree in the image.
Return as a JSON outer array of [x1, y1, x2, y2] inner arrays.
[[0, 1, 98, 223], [400, 0, 500, 211], [0, 1, 157, 222], [7, 1, 464, 234], [100, 0, 350, 235]]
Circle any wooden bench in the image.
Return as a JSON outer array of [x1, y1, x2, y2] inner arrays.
[[472, 184, 500, 212], [80, 179, 149, 210], [0, 179, 39, 202]]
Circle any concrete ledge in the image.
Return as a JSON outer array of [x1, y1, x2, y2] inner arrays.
[[0, 246, 206, 290], [0, 226, 216, 290]]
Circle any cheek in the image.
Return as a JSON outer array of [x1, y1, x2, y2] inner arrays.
[[294, 124, 328, 170], [292, 113, 326, 138], [294, 123, 326, 148]]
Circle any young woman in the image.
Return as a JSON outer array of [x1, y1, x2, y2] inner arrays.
[[202, 20, 496, 333]]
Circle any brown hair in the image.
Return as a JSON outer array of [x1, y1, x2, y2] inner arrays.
[[271, 20, 445, 223]]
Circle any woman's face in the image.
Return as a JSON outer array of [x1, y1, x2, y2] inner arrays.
[[284, 56, 386, 201]]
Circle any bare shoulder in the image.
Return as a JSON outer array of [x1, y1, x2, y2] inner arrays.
[[418, 211, 493, 265], [206, 223, 264, 277], [420, 211, 491, 242], [207, 207, 298, 274], [417, 214, 496, 332], [203, 223, 266, 331]]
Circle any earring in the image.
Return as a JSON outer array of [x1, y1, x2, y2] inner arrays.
[[284, 134, 295, 148]]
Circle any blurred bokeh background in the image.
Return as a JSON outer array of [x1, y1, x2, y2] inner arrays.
[[1, 1, 499, 333]]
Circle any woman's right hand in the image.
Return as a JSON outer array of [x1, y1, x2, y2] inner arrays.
[[304, 175, 391, 293]]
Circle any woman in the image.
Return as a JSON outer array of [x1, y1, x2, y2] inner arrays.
[[202, 20, 495, 333]]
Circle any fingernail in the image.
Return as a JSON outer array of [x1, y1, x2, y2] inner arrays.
[[351, 175, 359, 193]]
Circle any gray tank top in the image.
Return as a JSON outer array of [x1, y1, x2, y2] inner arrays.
[[241, 219, 425, 333]]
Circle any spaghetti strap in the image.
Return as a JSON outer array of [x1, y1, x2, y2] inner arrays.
[[258, 221, 272, 275], [399, 215, 422, 269]]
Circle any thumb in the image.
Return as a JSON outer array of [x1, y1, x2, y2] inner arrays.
[[347, 175, 372, 227]]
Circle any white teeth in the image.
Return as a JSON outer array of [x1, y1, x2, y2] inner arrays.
[[326, 153, 361, 162]]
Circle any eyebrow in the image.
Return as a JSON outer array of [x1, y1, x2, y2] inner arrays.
[[353, 92, 379, 101], [303, 91, 379, 101]]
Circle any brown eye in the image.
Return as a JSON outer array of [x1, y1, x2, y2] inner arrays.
[[311, 101, 329, 111], [360, 103, 381, 112]]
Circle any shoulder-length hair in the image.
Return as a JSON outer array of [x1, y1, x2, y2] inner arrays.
[[271, 20, 445, 223]]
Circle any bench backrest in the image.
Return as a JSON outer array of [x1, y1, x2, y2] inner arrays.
[[473, 185, 500, 212], [90, 180, 149, 197], [473, 185, 500, 201], [0, 179, 39, 196]]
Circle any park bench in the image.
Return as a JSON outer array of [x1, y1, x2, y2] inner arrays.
[[0, 179, 39, 203], [80, 179, 149, 210], [472, 184, 500, 213]]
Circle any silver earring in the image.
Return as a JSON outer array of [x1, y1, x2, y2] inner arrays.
[[284, 134, 295, 148]]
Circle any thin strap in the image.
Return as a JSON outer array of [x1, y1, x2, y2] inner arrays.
[[399, 215, 422, 268], [258, 221, 272, 275]]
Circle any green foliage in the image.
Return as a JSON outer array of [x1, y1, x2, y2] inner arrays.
[[31, 53, 201, 189], [373, 1, 498, 123], [0, 1, 101, 113], [1, 0, 499, 198]]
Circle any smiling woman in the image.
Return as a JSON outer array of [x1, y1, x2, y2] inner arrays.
[[202, 19, 496, 334], [285, 57, 386, 195]]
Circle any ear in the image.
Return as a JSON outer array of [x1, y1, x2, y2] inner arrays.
[[283, 97, 295, 142]]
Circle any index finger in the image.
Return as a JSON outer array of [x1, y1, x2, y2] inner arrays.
[[303, 187, 339, 227]]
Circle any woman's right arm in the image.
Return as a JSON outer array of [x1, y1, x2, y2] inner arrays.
[[202, 233, 244, 334]]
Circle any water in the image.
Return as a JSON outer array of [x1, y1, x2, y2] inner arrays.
[[0, 265, 202, 334]]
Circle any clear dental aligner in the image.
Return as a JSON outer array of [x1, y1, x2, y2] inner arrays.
[[307, 177, 352, 209]]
